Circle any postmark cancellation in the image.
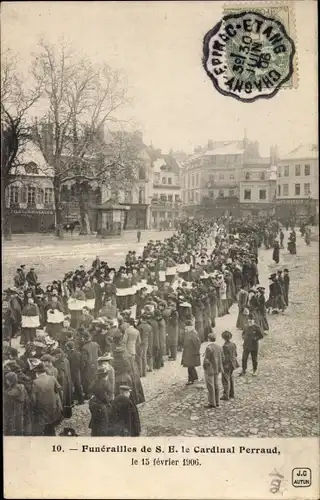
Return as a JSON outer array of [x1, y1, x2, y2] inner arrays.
[[203, 3, 297, 103]]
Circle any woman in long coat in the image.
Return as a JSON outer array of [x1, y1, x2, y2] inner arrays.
[[52, 348, 74, 419], [88, 379, 111, 437], [181, 323, 201, 385], [4, 371, 32, 436], [272, 240, 280, 264], [193, 298, 204, 343], [236, 286, 249, 330]]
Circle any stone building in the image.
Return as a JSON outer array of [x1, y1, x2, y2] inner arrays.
[[149, 155, 183, 229], [181, 136, 262, 218], [239, 158, 277, 217], [5, 142, 55, 233], [276, 144, 319, 221]]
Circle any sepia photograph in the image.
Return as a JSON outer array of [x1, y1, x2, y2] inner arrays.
[[1, 1, 319, 498]]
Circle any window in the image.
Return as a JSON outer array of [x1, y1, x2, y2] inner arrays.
[[192, 175, 195, 187], [44, 188, 53, 204], [260, 171, 266, 180], [138, 166, 146, 180], [196, 173, 199, 186], [219, 173, 224, 180], [284, 166, 289, 177], [244, 189, 251, 200], [229, 189, 235, 197], [229, 173, 235, 180], [168, 195, 173, 202], [295, 184, 300, 195], [304, 183, 310, 196], [27, 186, 36, 205], [175, 194, 180, 202], [188, 175, 191, 188], [154, 172, 160, 183], [9, 185, 19, 204], [38, 188, 44, 204], [259, 189, 266, 200], [278, 185, 281, 196], [124, 190, 133, 203], [245, 172, 250, 180], [304, 164, 311, 176], [283, 184, 289, 196], [278, 166, 282, 177], [295, 164, 301, 176], [138, 187, 145, 203], [162, 177, 166, 184], [209, 190, 214, 198], [24, 162, 38, 175], [195, 192, 199, 202], [160, 194, 167, 202], [168, 177, 172, 185], [218, 189, 224, 198], [209, 174, 215, 183], [188, 192, 191, 201]]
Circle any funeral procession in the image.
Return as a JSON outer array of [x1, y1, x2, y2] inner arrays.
[[2, 28, 319, 439]]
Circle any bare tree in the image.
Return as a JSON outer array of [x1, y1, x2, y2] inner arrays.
[[1, 50, 42, 239], [31, 40, 136, 236]]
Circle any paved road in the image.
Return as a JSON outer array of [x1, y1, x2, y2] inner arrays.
[[54, 232, 319, 437], [4, 228, 319, 437]]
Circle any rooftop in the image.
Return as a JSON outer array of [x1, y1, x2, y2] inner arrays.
[[10, 142, 54, 177], [281, 144, 318, 161]]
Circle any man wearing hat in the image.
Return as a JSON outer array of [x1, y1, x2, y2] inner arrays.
[[203, 331, 224, 409], [31, 362, 63, 436], [26, 267, 38, 288], [79, 331, 101, 399], [13, 266, 26, 289], [239, 314, 264, 377], [109, 384, 141, 437], [221, 331, 239, 401], [65, 341, 84, 405]]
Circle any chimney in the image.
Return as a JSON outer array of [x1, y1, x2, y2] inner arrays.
[[41, 122, 54, 161], [96, 125, 105, 143], [270, 145, 279, 164], [207, 140, 214, 150]]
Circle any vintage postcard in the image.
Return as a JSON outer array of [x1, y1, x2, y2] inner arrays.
[[2, 1, 319, 499]]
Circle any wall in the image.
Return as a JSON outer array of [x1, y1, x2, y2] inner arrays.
[[277, 158, 318, 200]]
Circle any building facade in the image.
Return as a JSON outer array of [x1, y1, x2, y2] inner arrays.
[[181, 138, 262, 218], [150, 156, 182, 229], [5, 142, 55, 233], [240, 160, 277, 217], [276, 144, 319, 221]]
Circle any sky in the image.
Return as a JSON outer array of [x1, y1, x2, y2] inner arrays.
[[2, 1, 318, 157]]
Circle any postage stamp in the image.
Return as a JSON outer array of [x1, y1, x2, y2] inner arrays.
[[202, 7, 296, 102], [223, 2, 298, 88]]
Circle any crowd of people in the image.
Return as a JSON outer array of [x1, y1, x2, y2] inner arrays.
[[3, 214, 299, 436]]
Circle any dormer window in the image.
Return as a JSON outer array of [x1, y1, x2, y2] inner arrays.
[[25, 162, 39, 175]]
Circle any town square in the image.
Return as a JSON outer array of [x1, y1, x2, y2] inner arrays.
[[2, 2, 318, 443]]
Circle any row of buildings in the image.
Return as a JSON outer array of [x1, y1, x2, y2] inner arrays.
[[5, 132, 319, 233]]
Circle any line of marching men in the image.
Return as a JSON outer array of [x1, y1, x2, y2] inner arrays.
[[2, 217, 291, 435]]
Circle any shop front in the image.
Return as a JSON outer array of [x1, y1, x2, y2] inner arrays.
[[9, 208, 55, 233], [275, 198, 318, 222], [240, 203, 276, 218]]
